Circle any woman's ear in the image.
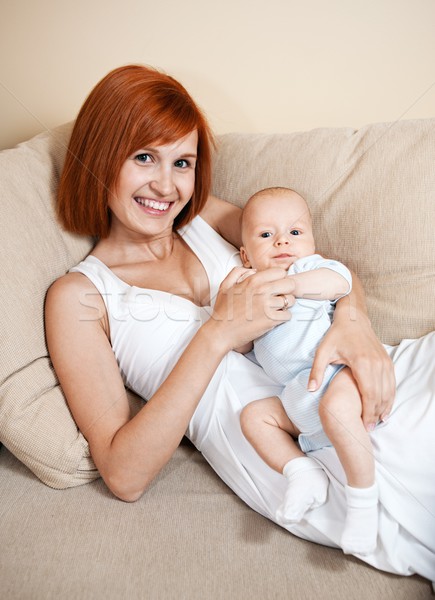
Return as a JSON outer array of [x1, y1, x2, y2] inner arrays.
[[239, 246, 251, 268]]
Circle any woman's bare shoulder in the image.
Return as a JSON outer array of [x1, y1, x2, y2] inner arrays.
[[46, 271, 107, 324], [48, 270, 95, 292]]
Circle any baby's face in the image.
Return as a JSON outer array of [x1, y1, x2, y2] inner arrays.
[[240, 191, 315, 271]]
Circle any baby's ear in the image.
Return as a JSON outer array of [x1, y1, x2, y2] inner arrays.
[[239, 246, 252, 268]]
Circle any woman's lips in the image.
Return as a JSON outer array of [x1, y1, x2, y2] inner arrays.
[[134, 197, 172, 213]]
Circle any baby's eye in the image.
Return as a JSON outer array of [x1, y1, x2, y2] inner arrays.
[[134, 153, 152, 164], [260, 232, 272, 238], [290, 230, 301, 236]]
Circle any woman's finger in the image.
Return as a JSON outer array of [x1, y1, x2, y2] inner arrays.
[[236, 269, 256, 284], [219, 266, 254, 290], [271, 294, 294, 311], [308, 342, 331, 391]]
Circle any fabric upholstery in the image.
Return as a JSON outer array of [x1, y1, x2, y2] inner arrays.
[[0, 444, 431, 598]]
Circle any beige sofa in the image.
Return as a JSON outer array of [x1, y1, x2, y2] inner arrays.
[[1, 119, 434, 598]]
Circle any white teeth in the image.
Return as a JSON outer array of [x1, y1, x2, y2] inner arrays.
[[135, 198, 170, 211]]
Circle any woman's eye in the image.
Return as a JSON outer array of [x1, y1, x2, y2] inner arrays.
[[290, 230, 300, 236], [135, 153, 152, 163], [260, 232, 272, 238], [174, 159, 189, 168]]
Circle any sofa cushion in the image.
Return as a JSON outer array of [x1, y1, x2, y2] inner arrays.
[[0, 124, 100, 487], [212, 120, 435, 345]]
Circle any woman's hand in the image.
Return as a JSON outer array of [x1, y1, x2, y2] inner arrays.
[[309, 286, 395, 431], [206, 266, 296, 353]]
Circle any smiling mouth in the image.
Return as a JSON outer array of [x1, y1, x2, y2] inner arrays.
[[134, 197, 172, 212]]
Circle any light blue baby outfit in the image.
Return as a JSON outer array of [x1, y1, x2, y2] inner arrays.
[[253, 254, 352, 452]]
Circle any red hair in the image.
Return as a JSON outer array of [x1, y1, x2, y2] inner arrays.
[[57, 65, 214, 238]]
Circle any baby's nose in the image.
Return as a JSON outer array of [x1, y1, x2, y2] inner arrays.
[[276, 235, 290, 245]]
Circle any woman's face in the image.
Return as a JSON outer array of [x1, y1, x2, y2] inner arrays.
[[109, 129, 198, 240]]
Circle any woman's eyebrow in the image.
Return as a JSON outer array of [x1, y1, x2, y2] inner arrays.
[[143, 147, 198, 159]]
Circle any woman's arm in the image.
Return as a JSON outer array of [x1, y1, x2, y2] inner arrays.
[[234, 341, 254, 354], [45, 267, 295, 502], [309, 271, 396, 431], [201, 195, 243, 248]]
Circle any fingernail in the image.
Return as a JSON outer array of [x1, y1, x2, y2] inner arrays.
[[307, 380, 317, 391], [367, 423, 376, 432], [381, 414, 389, 423]]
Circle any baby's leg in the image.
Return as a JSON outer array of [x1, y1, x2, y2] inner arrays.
[[319, 368, 378, 555], [240, 396, 302, 472], [240, 397, 329, 524]]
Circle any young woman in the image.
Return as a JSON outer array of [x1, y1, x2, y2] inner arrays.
[[45, 64, 434, 583]]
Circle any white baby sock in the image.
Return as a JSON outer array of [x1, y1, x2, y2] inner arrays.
[[341, 482, 379, 556], [276, 456, 329, 525]]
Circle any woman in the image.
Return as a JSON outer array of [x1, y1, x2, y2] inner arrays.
[[45, 65, 434, 582]]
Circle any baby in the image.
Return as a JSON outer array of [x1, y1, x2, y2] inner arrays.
[[238, 187, 378, 555]]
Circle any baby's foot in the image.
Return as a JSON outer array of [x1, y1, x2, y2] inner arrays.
[[341, 483, 378, 556], [276, 456, 329, 524]]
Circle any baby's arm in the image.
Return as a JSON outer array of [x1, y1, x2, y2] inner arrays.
[[289, 268, 350, 301]]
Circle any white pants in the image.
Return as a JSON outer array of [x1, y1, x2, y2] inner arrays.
[[188, 333, 435, 582]]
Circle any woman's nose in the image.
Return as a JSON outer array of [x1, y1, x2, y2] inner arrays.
[[150, 166, 175, 196]]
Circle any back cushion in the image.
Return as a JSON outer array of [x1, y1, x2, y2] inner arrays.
[[212, 120, 435, 345], [0, 124, 102, 486]]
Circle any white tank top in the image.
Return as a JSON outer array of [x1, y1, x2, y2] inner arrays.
[[70, 216, 241, 401]]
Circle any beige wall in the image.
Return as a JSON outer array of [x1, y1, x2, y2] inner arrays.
[[1, 0, 434, 150]]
